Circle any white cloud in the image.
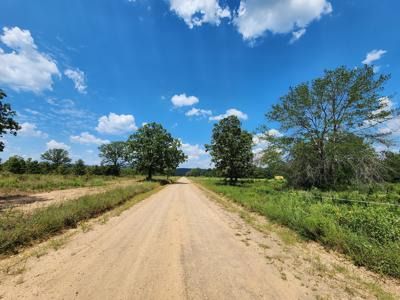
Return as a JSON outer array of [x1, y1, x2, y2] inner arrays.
[[267, 128, 282, 137], [171, 93, 199, 107], [0, 26, 60, 92], [24, 108, 41, 115], [375, 97, 400, 136], [64, 68, 87, 93], [19, 122, 48, 138], [70, 132, 109, 145], [46, 98, 75, 107], [379, 117, 400, 136], [290, 28, 306, 43], [234, 0, 332, 41], [209, 108, 248, 121], [179, 140, 211, 168], [169, 0, 231, 28], [364, 97, 393, 128], [185, 107, 212, 117], [181, 142, 206, 159], [96, 113, 137, 135], [252, 133, 269, 154], [362, 49, 387, 65], [46, 139, 70, 150], [252, 130, 282, 155]]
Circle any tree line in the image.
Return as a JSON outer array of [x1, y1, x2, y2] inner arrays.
[[1, 65, 400, 188], [0, 122, 187, 179]]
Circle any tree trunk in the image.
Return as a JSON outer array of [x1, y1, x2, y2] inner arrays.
[[147, 168, 153, 181]]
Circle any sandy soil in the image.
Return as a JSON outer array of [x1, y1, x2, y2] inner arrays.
[[0, 178, 398, 299], [0, 179, 139, 212]]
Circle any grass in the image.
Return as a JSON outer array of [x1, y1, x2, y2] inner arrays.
[[0, 173, 126, 194], [0, 181, 159, 255], [193, 177, 400, 278]]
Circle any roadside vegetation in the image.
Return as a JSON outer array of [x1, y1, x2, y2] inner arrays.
[[0, 181, 161, 255], [0, 174, 119, 195], [194, 177, 400, 278]]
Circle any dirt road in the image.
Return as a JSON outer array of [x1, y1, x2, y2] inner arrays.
[[1, 178, 396, 299]]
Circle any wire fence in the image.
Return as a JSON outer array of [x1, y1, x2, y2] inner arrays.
[[306, 194, 400, 208]]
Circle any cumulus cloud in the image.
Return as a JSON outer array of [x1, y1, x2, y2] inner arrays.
[[180, 140, 211, 168], [362, 49, 387, 65], [363, 97, 394, 128], [209, 108, 248, 121], [171, 93, 199, 107], [0, 26, 60, 92], [19, 122, 48, 138], [46, 139, 70, 150], [252, 129, 282, 155], [252, 132, 268, 152], [373, 97, 400, 136], [70, 132, 109, 145], [234, 0, 332, 41], [185, 107, 212, 117], [96, 113, 137, 135], [267, 128, 282, 137], [169, 0, 231, 28], [64, 68, 87, 93], [181, 141, 207, 159], [380, 117, 400, 136]]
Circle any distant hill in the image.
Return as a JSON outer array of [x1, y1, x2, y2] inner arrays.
[[175, 168, 216, 177], [175, 168, 191, 176]]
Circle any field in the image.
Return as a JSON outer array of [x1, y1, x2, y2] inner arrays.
[[193, 177, 400, 278], [0, 174, 122, 195]]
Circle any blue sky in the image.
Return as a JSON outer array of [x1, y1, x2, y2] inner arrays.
[[0, 0, 399, 168]]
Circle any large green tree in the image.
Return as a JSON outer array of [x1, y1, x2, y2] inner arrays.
[[41, 148, 71, 168], [205, 115, 253, 184], [4, 155, 26, 174], [126, 123, 186, 180], [73, 159, 86, 176], [98, 142, 126, 175], [0, 89, 20, 152], [264, 65, 394, 188]]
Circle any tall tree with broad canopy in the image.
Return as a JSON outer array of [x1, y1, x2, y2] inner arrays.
[[73, 159, 86, 176], [41, 148, 71, 168], [205, 115, 253, 184], [0, 89, 20, 152], [126, 122, 186, 180], [98, 141, 126, 175], [4, 155, 26, 174], [264, 65, 395, 188]]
